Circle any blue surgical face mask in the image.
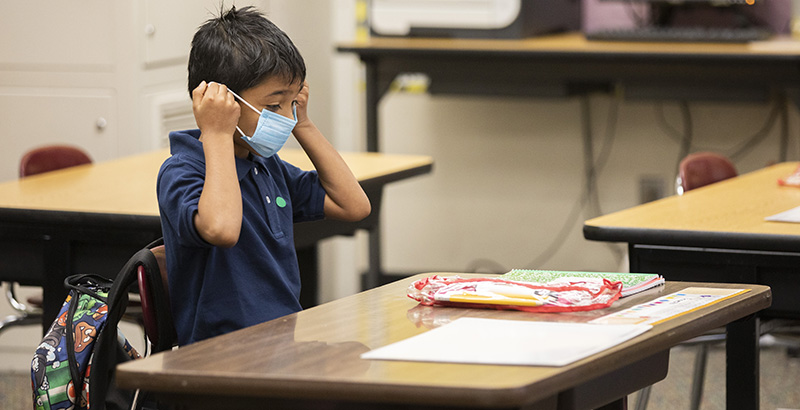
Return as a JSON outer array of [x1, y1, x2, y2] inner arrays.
[[228, 88, 297, 158]]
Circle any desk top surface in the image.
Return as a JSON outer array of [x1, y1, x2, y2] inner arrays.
[[338, 32, 800, 59], [117, 273, 770, 408], [584, 162, 800, 249], [0, 149, 433, 217]]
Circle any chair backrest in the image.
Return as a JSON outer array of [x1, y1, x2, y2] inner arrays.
[[678, 152, 737, 194], [137, 244, 176, 353], [19, 145, 92, 177]]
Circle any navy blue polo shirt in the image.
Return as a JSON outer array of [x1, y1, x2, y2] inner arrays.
[[156, 129, 326, 345]]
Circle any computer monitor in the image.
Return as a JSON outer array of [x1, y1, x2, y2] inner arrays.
[[601, 0, 788, 32], [586, 0, 790, 42]]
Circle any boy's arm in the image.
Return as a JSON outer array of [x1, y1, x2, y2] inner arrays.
[[292, 82, 371, 222], [192, 81, 243, 247]]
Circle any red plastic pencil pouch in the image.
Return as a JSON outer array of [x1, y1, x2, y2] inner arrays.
[[408, 275, 622, 313]]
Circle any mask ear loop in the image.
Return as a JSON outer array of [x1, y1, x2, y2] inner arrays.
[[226, 88, 260, 114], [215, 84, 261, 138]]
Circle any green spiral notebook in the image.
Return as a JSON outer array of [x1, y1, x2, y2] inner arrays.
[[502, 269, 665, 297]]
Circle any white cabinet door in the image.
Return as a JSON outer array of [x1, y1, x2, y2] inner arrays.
[[0, 88, 117, 181], [142, 0, 234, 68]]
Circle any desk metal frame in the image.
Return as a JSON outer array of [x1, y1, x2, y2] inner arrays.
[[337, 33, 800, 153]]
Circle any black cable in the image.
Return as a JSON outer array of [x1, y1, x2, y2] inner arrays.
[[589, 93, 626, 263], [523, 94, 623, 269], [583, 96, 600, 217], [779, 96, 789, 162], [464, 258, 508, 275], [727, 101, 780, 161], [465, 94, 624, 272], [676, 101, 693, 173], [523, 182, 589, 269], [623, 1, 649, 27], [656, 99, 781, 161], [654, 101, 694, 192], [655, 101, 692, 153]]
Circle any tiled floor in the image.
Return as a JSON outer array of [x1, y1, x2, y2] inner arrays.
[[638, 338, 800, 410]]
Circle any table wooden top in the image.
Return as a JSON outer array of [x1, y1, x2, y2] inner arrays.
[[116, 273, 770, 408], [0, 149, 433, 217], [584, 162, 800, 250], [338, 32, 800, 59]]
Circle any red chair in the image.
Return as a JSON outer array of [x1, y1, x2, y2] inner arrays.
[[1, 145, 93, 336], [19, 145, 92, 177], [137, 244, 177, 353], [676, 151, 738, 195]]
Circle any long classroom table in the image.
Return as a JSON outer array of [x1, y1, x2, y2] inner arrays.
[[0, 148, 433, 330], [584, 161, 800, 410]]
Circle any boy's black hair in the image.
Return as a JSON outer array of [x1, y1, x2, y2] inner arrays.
[[187, 5, 306, 97]]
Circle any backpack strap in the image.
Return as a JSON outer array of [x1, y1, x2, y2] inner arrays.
[[64, 286, 84, 402], [62, 273, 114, 404], [145, 243, 176, 353], [88, 240, 161, 410], [64, 273, 112, 303]]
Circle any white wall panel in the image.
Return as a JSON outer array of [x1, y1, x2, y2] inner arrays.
[[0, 1, 115, 72]]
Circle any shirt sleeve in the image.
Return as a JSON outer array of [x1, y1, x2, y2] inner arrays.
[[157, 155, 212, 248], [278, 160, 326, 223]]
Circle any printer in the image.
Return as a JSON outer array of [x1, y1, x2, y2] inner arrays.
[[369, 0, 582, 39]]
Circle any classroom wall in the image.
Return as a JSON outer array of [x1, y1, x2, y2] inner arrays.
[[0, 0, 250, 181], [378, 93, 795, 277]]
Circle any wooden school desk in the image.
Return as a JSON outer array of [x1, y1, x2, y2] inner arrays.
[[0, 148, 433, 331], [117, 273, 771, 410], [337, 33, 800, 153], [584, 161, 800, 410]]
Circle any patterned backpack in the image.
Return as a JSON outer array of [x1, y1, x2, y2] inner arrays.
[[32, 241, 161, 410]]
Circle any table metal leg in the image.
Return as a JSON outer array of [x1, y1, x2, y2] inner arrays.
[[297, 245, 318, 309], [364, 223, 382, 290], [365, 59, 380, 153], [595, 398, 626, 410], [42, 237, 70, 335], [726, 314, 760, 410], [362, 186, 384, 291]]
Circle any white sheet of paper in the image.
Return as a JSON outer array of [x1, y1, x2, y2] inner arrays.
[[360, 317, 651, 367], [765, 205, 800, 223]]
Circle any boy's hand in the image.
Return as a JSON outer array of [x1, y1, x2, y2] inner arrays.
[[289, 80, 371, 223], [192, 81, 240, 140], [294, 81, 312, 130]]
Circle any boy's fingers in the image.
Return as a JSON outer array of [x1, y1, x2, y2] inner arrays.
[[192, 81, 208, 102], [205, 82, 220, 99], [204, 82, 235, 105]]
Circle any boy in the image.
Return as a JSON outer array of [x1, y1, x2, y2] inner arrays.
[[157, 6, 370, 345]]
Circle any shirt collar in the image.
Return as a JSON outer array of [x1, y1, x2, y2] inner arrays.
[[235, 154, 257, 181], [169, 129, 264, 181]]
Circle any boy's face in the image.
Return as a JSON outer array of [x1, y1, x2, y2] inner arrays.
[[234, 76, 304, 156]]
